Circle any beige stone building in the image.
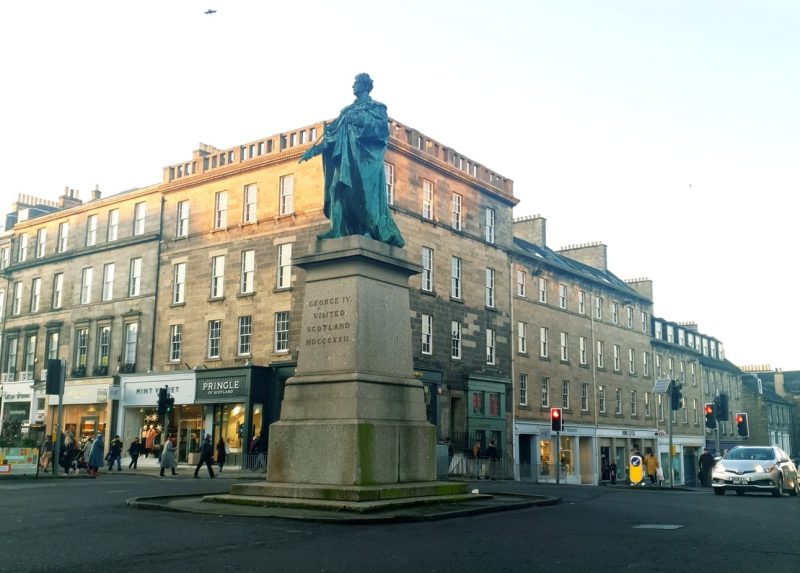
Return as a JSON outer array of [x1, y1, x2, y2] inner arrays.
[[511, 216, 656, 484], [0, 187, 160, 446], [132, 118, 519, 463]]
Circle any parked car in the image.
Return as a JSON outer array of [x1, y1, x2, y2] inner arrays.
[[712, 446, 799, 497]]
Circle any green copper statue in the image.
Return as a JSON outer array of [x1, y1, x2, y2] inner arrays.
[[300, 73, 405, 247]]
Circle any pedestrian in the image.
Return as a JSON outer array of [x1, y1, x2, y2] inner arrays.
[[656, 465, 665, 487], [81, 437, 94, 471], [60, 432, 77, 475], [472, 440, 481, 479], [128, 437, 141, 469], [485, 438, 498, 480], [249, 433, 266, 471], [699, 448, 715, 488], [39, 435, 53, 472], [644, 448, 659, 485], [194, 434, 215, 478], [609, 461, 618, 485], [107, 435, 123, 471], [159, 440, 178, 476], [216, 437, 227, 473], [87, 434, 105, 478]]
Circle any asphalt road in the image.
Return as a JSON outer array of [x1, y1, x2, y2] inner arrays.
[[1, 475, 799, 572]]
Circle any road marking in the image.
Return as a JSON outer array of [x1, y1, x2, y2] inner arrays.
[[106, 490, 127, 493], [633, 524, 684, 530]]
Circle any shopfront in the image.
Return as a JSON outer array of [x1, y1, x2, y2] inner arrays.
[[516, 421, 596, 484], [0, 382, 34, 439], [658, 435, 704, 486], [45, 381, 110, 443], [118, 372, 197, 462], [194, 366, 285, 465], [597, 427, 657, 484], [466, 376, 509, 460]]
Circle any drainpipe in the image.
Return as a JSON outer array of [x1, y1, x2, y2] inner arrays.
[[147, 197, 165, 372], [509, 260, 517, 480]]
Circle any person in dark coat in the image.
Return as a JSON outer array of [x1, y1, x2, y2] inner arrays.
[[699, 448, 716, 487], [194, 434, 215, 479], [128, 437, 141, 469], [216, 437, 227, 473], [107, 435, 123, 471]]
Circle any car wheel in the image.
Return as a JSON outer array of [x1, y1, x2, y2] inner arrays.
[[736, 490, 745, 496], [713, 487, 725, 496], [773, 476, 783, 497]]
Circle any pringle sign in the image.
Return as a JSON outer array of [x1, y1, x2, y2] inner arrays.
[[195, 376, 249, 402]]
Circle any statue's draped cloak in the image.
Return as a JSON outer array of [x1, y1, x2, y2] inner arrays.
[[319, 98, 405, 247]]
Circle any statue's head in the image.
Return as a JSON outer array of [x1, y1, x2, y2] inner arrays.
[[353, 73, 373, 96]]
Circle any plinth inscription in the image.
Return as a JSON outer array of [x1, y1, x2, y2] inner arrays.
[[304, 295, 353, 347]]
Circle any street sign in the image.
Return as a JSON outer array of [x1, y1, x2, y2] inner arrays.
[[653, 378, 672, 394], [629, 455, 644, 484]]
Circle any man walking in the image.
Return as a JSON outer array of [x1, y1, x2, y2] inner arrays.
[[128, 437, 141, 469], [194, 434, 215, 479], [699, 448, 715, 487], [107, 435, 123, 471]]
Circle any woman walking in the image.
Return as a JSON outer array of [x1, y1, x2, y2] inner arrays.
[[216, 437, 227, 473], [159, 440, 178, 477], [87, 434, 105, 478]]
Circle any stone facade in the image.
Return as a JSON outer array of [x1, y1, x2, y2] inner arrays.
[[0, 187, 160, 441]]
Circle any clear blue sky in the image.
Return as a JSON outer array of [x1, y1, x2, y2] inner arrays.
[[2, 1, 797, 368]]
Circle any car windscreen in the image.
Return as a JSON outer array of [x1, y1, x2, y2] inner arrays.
[[726, 448, 775, 461]]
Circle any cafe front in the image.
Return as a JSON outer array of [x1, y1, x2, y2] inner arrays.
[[45, 381, 110, 443]]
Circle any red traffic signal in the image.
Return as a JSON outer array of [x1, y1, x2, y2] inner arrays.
[[736, 413, 749, 438], [704, 403, 717, 429], [550, 407, 563, 432]]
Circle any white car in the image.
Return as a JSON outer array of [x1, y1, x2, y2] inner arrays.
[[712, 446, 799, 497]]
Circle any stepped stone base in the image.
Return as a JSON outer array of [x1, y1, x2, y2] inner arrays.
[[204, 481, 470, 513]]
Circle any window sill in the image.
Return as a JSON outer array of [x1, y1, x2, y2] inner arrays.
[[449, 297, 463, 304], [421, 289, 436, 297], [170, 302, 186, 308], [273, 287, 292, 294], [237, 292, 256, 299], [207, 297, 225, 303]]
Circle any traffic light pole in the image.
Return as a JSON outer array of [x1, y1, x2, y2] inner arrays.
[[667, 396, 674, 488], [555, 430, 560, 485], [715, 425, 721, 456], [51, 359, 66, 475]]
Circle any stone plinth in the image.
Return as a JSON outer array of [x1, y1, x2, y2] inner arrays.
[[264, 236, 439, 489]]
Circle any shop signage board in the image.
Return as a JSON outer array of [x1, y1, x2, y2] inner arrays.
[[195, 376, 249, 403], [122, 376, 195, 406], [0, 448, 39, 477], [1, 384, 33, 402], [47, 383, 110, 406]]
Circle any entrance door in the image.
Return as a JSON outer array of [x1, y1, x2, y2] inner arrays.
[[683, 451, 697, 486]]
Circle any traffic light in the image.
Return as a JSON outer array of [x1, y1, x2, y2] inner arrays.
[[670, 383, 683, 411], [45, 359, 63, 395], [715, 394, 729, 421], [157, 386, 168, 416], [736, 413, 749, 438], [550, 407, 563, 432], [166, 396, 175, 414], [704, 403, 717, 429]]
